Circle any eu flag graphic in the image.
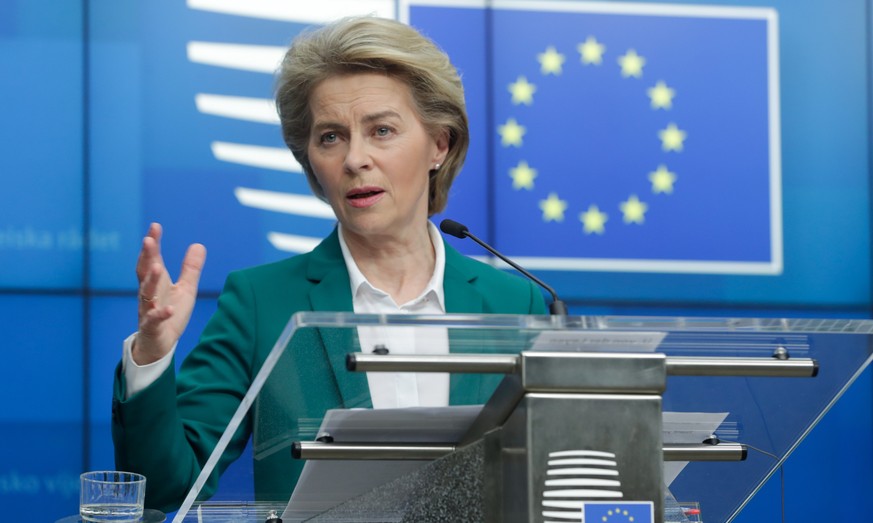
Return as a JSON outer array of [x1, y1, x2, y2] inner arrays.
[[583, 501, 654, 522], [410, 2, 781, 275]]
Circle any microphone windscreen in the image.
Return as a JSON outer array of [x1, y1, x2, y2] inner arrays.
[[439, 219, 468, 238]]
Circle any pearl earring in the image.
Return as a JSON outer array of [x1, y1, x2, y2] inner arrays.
[[433, 163, 441, 171]]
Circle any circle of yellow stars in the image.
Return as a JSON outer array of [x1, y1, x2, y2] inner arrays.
[[500, 36, 686, 235], [601, 506, 637, 521]]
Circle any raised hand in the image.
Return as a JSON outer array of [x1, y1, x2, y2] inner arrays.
[[132, 223, 206, 365]]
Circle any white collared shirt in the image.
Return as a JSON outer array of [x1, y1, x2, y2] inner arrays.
[[123, 222, 450, 408], [338, 222, 449, 408]]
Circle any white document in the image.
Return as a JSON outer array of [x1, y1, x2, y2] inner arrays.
[[530, 330, 666, 352], [281, 405, 483, 521]]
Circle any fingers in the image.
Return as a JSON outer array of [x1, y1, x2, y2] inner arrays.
[[138, 275, 171, 333], [177, 243, 207, 293], [133, 223, 203, 362], [139, 302, 174, 328], [147, 222, 162, 243], [136, 223, 164, 281], [138, 262, 164, 310], [135, 222, 205, 312]]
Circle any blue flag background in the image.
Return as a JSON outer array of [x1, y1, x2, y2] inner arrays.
[[414, 2, 780, 274]]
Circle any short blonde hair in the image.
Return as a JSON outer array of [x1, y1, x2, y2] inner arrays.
[[275, 17, 469, 215]]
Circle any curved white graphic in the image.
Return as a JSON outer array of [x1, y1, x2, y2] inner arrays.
[[195, 94, 280, 124], [187, 42, 286, 73], [543, 450, 623, 523], [211, 142, 302, 173], [234, 188, 334, 218], [266, 232, 324, 253]]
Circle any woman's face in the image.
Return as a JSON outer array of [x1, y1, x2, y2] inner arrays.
[[307, 73, 448, 243]]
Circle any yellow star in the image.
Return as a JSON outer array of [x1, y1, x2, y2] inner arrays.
[[539, 192, 567, 222], [577, 36, 606, 65], [648, 80, 675, 109], [510, 160, 537, 190], [498, 118, 526, 147], [649, 164, 677, 194], [508, 76, 537, 105], [620, 195, 648, 224], [659, 123, 687, 151], [618, 49, 645, 78], [538, 46, 565, 75], [579, 205, 608, 234]]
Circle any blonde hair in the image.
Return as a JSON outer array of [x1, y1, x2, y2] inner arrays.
[[275, 17, 469, 215]]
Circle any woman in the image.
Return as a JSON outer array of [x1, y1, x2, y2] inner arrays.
[[113, 16, 546, 512]]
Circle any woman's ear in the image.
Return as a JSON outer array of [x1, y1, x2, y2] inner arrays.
[[433, 128, 450, 165]]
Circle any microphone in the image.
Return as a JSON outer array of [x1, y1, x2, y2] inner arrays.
[[440, 219, 568, 316]]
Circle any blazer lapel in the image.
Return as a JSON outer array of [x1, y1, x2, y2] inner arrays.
[[443, 242, 494, 405], [443, 241, 485, 314], [306, 230, 373, 409]]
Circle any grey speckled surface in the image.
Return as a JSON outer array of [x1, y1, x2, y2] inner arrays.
[[308, 441, 484, 522]]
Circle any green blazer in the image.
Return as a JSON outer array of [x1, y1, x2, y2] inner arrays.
[[112, 229, 546, 512]]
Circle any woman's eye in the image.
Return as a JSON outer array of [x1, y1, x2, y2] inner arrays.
[[376, 127, 391, 137], [320, 132, 337, 144]]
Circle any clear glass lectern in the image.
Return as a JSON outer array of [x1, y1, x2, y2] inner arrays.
[[167, 313, 872, 523]]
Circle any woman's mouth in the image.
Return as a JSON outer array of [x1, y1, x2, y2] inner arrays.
[[346, 187, 385, 208]]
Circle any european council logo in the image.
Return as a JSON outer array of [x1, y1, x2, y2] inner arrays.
[[541, 449, 654, 523], [410, 1, 782, 275]]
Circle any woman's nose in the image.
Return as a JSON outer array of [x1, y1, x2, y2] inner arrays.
[[343, 136, 372, 174]]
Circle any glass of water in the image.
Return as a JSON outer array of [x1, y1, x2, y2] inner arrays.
[[80, 471, 146, 522]]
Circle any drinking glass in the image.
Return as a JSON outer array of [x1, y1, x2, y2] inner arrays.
[[79, 471, 146, 522]]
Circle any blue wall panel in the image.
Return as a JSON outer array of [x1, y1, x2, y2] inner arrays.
[[0, 1, 84, 290], [0, 295, 84, 520], [0, 295, 84, 422]]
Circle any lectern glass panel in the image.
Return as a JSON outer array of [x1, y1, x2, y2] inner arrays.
[[169, 314, 873, 523]]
